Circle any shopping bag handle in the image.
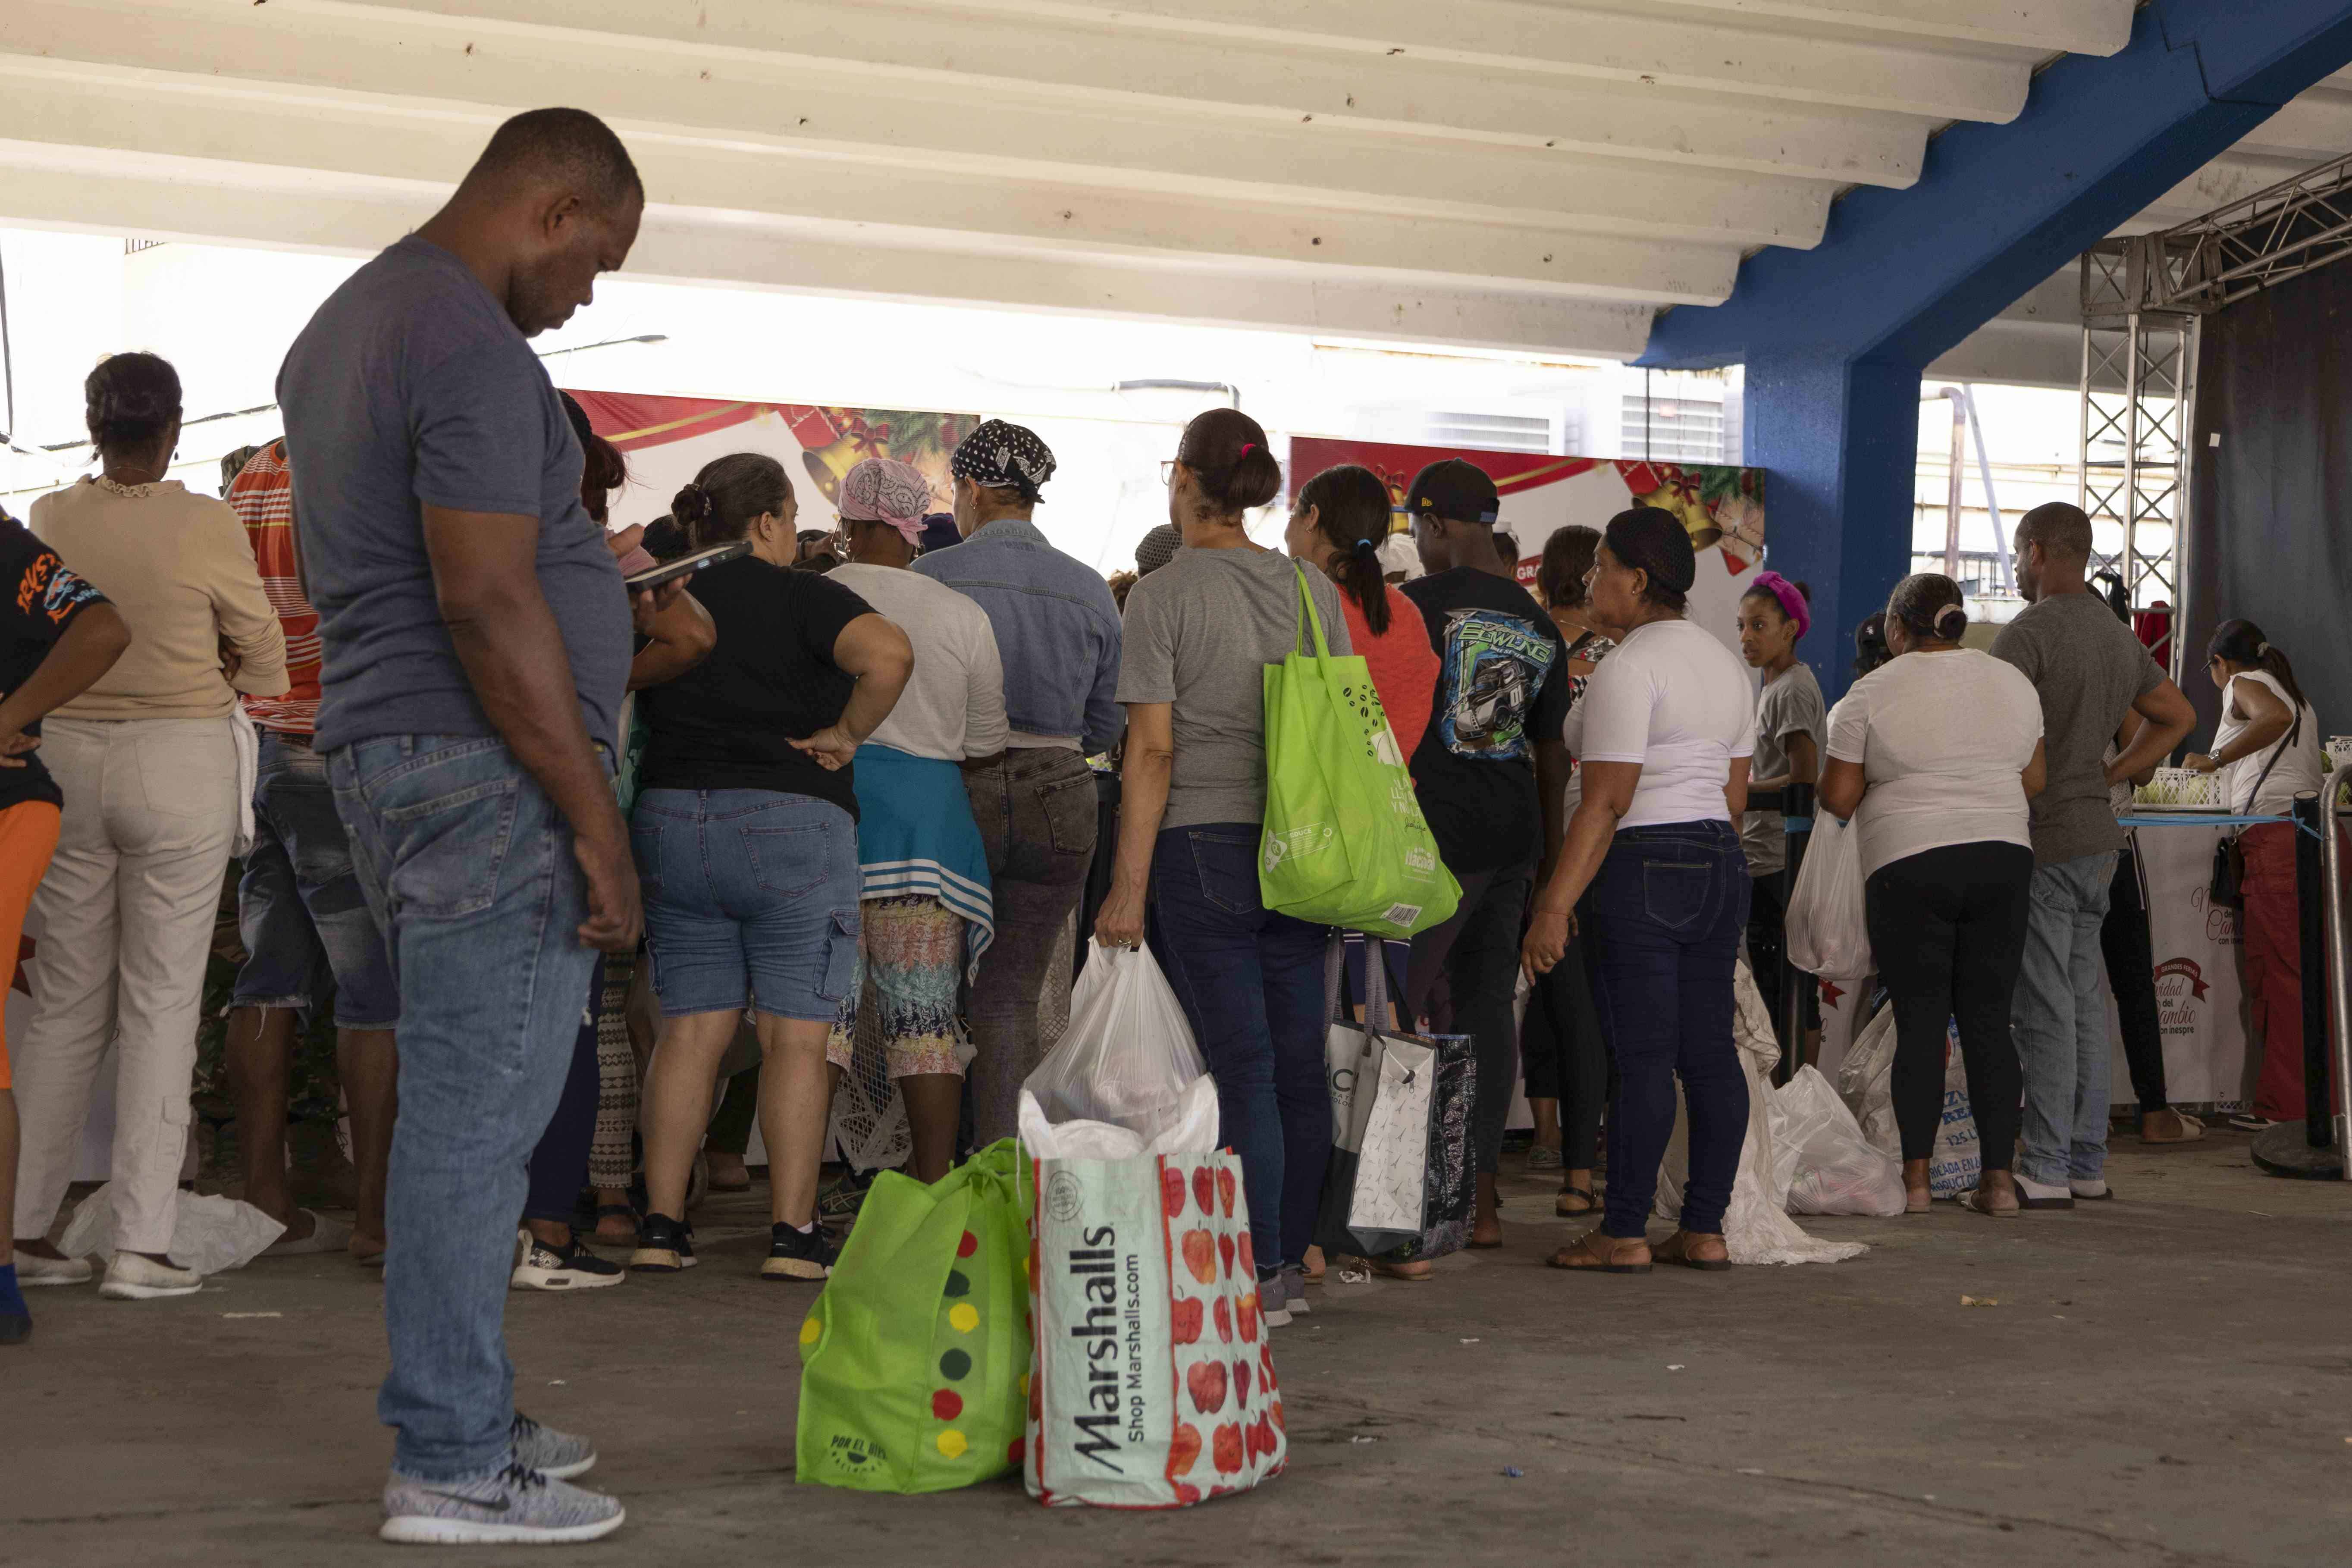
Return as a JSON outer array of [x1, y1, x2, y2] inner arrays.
[[1323, 929, 1408, 1034], [1289, 561, 1336, 663]]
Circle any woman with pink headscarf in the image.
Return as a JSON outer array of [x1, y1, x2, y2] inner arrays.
[[828, 458, 1009, 1180]]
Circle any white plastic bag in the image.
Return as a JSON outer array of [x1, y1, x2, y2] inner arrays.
[[1836, 1000, 1899, 1159], [58, 1184, 285, 1276], [1024, 943, 1209, 1147], [1018, 1077, 1220, 1161], [1772, 1066, 1905, 1217], [1928, 1029, 1980, 1198], [1784, 812, 1871, 979]]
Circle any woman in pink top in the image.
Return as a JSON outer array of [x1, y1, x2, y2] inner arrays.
[[1284, 464, 1438, 760]]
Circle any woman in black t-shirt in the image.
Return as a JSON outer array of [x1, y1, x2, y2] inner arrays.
[[629, 454, 912, 1284]]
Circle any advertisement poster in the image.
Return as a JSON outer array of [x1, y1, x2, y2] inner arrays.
[[1286, 439, 1767, 665], [2106, 823, 2251, 1111]]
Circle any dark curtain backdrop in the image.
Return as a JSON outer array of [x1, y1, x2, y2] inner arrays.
[[2186, 260, 2352, 751]]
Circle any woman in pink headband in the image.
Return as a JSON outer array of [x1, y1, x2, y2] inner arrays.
[[1735, 569, 1825, 1064]]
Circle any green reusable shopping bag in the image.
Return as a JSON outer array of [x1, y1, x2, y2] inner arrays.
[[796, 1139, 1033, 1493], [1260, 566, 1460, 938]]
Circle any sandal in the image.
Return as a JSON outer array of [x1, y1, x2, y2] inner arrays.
[[1651, 1231, 1731, 1272], [590, 1203, 639, 1246], [1954, 1184, 2019, 1218], [1905, 1187, 1932, 1215], [1367, 1255, 1435, 1281], [1555, 1187, 1599, 1218], [1546, 1230, 1650, 1274], [2139, 1109, 2205, 1147]]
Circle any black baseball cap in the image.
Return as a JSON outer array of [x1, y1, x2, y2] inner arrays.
[[1405, 458, 1500, 526]]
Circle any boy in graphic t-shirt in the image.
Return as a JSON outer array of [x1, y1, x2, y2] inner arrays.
[[1393, 460, 1571, 1266]]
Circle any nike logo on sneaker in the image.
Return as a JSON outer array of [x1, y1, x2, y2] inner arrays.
[[423, 1490, 510, 1513]]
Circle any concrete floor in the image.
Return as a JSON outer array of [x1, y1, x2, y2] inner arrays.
[[6, 1127, 2350, 1568]]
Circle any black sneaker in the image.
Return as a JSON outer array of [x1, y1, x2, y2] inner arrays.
[[760, 1221, 838, 1281], [510, 1230, 626, 1292], [629, 1213, 696, 1273]]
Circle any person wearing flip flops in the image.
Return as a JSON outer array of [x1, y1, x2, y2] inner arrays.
[[1521, 508, 1756, 1275], [1817, 574, 2045, 1219]]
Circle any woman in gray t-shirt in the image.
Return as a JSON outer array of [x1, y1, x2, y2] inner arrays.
[[1094, 408, 1349, 1329], [1735, 573, 1825, 1057]]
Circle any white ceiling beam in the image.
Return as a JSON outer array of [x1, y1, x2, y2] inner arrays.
[[931, 0, 2038, 122], [270, 0, 1934, 186], [0, 77, 1742, 304], [1637, 0, 2133, 56], [0, 9, 1837, 249], [2226, 88, 2352, 163], [0, 166, 1659, 358]]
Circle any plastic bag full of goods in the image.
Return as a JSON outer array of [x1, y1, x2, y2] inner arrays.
[[60, 1184, 284, 1276], [1022, 944, 1209, 1149]]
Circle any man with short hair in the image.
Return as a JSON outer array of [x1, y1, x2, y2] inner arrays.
[[1991, 502, 2194, 1211], [280, 106, 675, 1545], [1397, 459, 1571, 1261], [912, 420, 1120, 1145], [220, 438, 399, 1267]]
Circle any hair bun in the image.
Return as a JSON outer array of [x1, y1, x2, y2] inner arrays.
[[1935, 603, 1966, 636], [670, 480, 712, 527]]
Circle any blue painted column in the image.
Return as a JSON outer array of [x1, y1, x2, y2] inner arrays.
[[1741, 355, 1920, 696]]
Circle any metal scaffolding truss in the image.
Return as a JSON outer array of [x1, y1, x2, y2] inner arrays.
[[2076, 150, 2352, 682]]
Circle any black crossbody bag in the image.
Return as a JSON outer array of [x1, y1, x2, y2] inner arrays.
[[2209, 707, 2302, 908]]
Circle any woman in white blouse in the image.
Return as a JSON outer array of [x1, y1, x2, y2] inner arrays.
[[1522, 508, 1755, 1275], [1819, 574, 2045, 1217]]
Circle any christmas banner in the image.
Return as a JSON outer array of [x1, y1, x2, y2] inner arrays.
[[1287, 438, 1768, 667]]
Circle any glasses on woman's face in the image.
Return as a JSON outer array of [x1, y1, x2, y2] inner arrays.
[[1159, 460, 1177, 487]]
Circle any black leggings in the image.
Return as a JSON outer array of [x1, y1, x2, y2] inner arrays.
[[1519, 899, 1610, 1171], [2100, 837, 2170, 1115], [1863, 843, 2032, 1171], [1744, 874, 1819, 1053]]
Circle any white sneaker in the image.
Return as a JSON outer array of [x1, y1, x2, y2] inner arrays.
[[380, 1462, 624, 1545], [2069, 1178, 2111, 1201], [99, 1253, 204, 1299], [15, 1252, 94, 1287], [263, 1208, 354, 1257]]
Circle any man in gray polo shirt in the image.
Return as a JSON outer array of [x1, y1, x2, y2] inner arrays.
[[1990, 504, 2193, 1211], [280, 108, 666, 1545]]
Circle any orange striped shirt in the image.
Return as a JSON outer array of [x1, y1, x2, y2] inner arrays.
[[229, 442, 320, 734]]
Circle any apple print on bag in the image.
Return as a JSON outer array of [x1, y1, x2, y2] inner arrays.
[[1026, 1147, 1288, 1507]]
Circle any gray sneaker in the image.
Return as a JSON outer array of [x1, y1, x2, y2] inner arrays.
[[509, 1412, 596, 1480], [379, 1461, 623, 1545], [1280, 1264, 1311, 1316], [1257, 1275, 1292, 1329]]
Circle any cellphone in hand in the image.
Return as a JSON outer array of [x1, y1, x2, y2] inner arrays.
[[625, 540, 750, 590]]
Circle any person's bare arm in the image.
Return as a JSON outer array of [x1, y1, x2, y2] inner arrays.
[[1783, 731, 1819, 787], [1819, 757, 1865, 819], [2022, 737, 2048, 799], [423, 503, 638, 952], [787, 612, 915, 770], [1536, 737, 1572, 883], [1724, 755, 1751, 821], [2107, 677, 2195, 786], [0, 605, 132, 767], [1093, 702, 1172, 949], [2188, 676, 2291, 773], [1522, 758, 1640, 978], [2114, 713, 2158, 787], [627, 590, 715, 690]]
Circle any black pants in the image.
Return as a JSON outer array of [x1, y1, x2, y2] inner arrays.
[[524, 958, 606, 1225], [1405, 861, 1533, 1177], [1863, 843, 2032, 1171], [2100, 836, 2170, 1115], [1744, 873, 1819, 1055], [1519, 896, 1610, 1171]]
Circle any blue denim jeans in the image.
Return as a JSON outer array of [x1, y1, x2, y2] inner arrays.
[[2013, 850, 2117, 1187], [233, 730, 400, 1027], [331, 734, 600, 1481], [1145, 823, 1330, 1276], [1582, 820, 1750, 1239]]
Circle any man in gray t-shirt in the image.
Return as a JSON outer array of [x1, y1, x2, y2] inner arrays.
[[1989, 504, 2193, 1208], [277, 110, 659, 1542]]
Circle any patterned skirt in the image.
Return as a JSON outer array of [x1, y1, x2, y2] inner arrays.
[[825, 894, 969, 1081]]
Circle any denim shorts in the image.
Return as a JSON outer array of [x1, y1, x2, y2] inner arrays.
[[233, 729, 399, 1028], [632, 788, 860, 1022]]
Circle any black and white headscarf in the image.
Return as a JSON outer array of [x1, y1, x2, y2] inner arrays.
[[950, 419, 1056, 501]]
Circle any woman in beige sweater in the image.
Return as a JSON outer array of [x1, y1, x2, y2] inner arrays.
[[10, 352, 287, 1301]]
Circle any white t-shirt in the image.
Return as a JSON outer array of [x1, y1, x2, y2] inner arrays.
[[828, 564, 1009, 762], [1562, 618, 1756, 829], [2215, 670, 2321, 816], [1824, 648, 2041, 881]]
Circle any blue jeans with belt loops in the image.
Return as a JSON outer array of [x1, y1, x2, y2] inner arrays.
[[331, 734, 601, 1482], [1582, 819, 1751, 1241]]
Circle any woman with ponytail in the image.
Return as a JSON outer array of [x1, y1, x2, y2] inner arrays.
[[2187, 619, 2326, 1123], [1818, 574, 2045, 1216], [1284, 464, 1437, 760], [1097, 408, 1350, 1327]]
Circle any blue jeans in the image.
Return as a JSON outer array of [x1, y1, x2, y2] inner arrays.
[[1145, 823, 1330, 1276], [233, 730, 399, 1027], [1583, 820, 1750, 1239], [2013, 850, 2117, 1187], [331, 735, 600, 1481]]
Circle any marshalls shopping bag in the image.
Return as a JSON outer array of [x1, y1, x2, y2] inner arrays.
[[1025, 1148, 1288, 1508], [796, 1140, 1031, 1493]]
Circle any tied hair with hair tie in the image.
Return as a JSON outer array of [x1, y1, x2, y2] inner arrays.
[[2209, 618, 2307, 715], [1292, 462, 1394, 636], [1885, 571, 1968, 647]]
